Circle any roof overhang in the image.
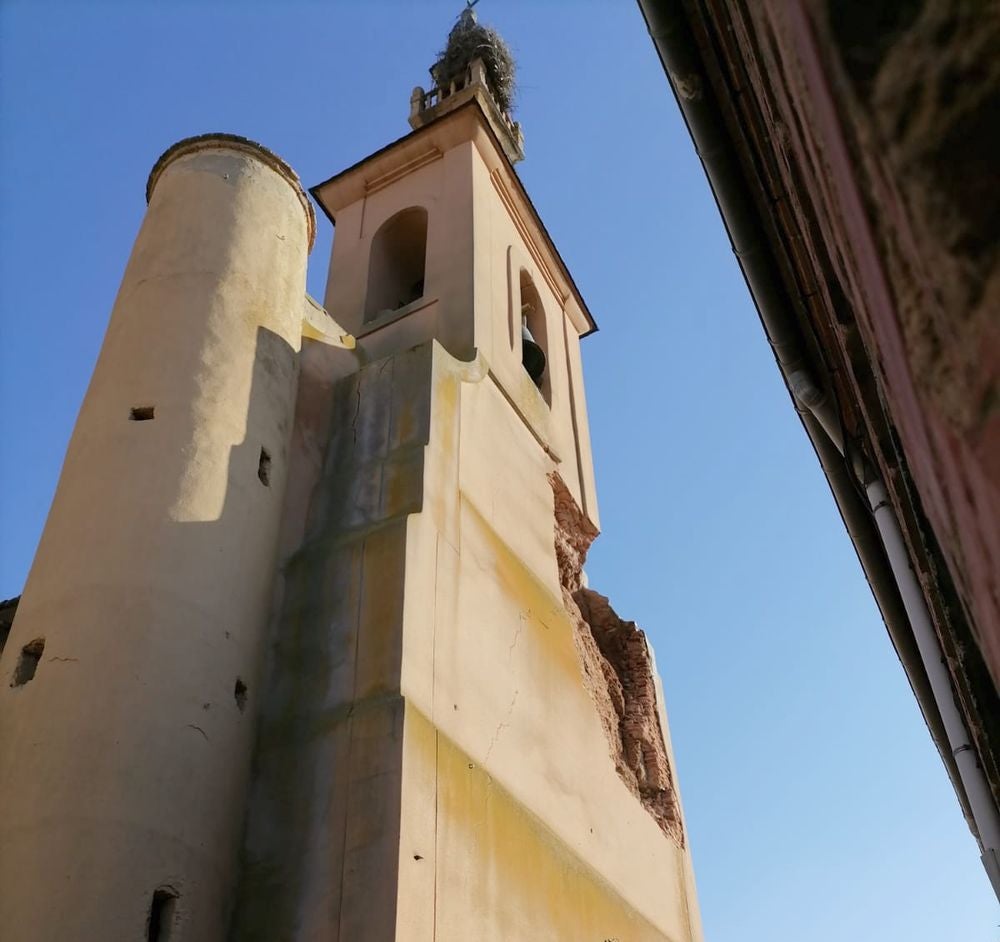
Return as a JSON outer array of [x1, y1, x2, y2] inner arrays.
[[636, 0, 1000, 867]]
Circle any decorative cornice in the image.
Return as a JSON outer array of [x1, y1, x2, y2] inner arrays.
[[365, 147, 443, 196], [490, 169, 566, 311]]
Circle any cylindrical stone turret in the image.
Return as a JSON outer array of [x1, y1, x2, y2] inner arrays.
[[0, 134, 314, 940]]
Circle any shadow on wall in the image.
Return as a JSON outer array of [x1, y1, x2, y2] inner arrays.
[[229, 343, 437, 941], [0, 325, 304, 941]]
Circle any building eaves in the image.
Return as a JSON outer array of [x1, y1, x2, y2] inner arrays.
[[636, 0, 1000, 857]]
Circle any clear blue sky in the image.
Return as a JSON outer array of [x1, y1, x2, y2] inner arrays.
[[0, 1, 995, 938]]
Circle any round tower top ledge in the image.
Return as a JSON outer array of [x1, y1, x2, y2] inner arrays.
[[146, 133, 317, 251]]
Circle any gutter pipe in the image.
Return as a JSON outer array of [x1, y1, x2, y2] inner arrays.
[[636, 0, 1000, 898], [801, 366, 1000, 895], [867, 476, 1000, 894]]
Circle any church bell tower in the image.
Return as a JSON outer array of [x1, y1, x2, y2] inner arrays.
[[0, 9, 702, 941], [233, 11, 703, 939]]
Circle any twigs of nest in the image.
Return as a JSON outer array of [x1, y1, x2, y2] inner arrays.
[[433, 10, 516, 114]]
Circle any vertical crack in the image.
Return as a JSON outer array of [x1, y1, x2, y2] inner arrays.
[[483, 689, 519, 764]]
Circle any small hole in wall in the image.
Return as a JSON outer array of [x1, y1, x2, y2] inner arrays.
[[234, 677, 248, 713], [257, 448, 271, 486], [11, 638, 44, 687], [147, 887, 178, 942], [130, 406, 155, 421]]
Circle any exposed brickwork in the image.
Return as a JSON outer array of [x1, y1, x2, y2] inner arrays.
[[550, 473, 683, 844]]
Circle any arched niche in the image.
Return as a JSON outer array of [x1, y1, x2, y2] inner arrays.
[[519, 268, 551, 406], [364, 206, 428, 322]]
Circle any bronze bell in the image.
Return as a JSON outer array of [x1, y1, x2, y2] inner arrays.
[[521, 319, 546, 386]]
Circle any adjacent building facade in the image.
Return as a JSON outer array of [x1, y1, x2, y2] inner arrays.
[[638, 0, 1000, 898]]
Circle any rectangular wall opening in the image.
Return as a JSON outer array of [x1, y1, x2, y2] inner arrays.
[[130, 406, 155, 421], [234, 677, 248, 713], [147, 887, 178, 942]]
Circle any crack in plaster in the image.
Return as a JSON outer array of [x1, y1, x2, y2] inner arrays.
[[508, 612, 526, 660], [483, 689, 519, 764], [350, 381, 362, 445]]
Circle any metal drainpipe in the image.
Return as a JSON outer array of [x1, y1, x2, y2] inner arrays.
[[795, 362, 1000, 896], [637, 0, 1000, 899], [866, 476, 1000, 896]]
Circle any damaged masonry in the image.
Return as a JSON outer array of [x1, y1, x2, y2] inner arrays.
[[550, 472, 684, 844]]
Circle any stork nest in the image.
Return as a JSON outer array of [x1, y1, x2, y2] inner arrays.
[[433, 12, 516, 114]]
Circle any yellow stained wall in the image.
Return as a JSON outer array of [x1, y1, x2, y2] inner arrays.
[[409, 707, 679, 942], [236, 341, 701, 940], [400, 346, 700, 940], [242, 102, 699, 938]]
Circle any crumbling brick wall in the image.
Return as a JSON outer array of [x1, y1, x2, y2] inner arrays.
[[550, 473, 683, 844]]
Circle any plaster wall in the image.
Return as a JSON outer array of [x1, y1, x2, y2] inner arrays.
[[409, 348, 697, 938], [0, 140, 311, 940], [233, 346, 436, 939], [467, 141, 597, 521], [322, 143, 476, 362], [234, 341, 700, 940], [317, 121, 598, 526]]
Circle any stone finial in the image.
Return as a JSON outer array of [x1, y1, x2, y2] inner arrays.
[[410, 86, 425, 122]]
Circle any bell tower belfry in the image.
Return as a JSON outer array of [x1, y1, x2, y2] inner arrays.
[[307, 14, 597, 525]]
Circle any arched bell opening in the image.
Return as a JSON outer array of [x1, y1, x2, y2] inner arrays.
[[364, 206, 428, 322], [519, 269, 550, 406]]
